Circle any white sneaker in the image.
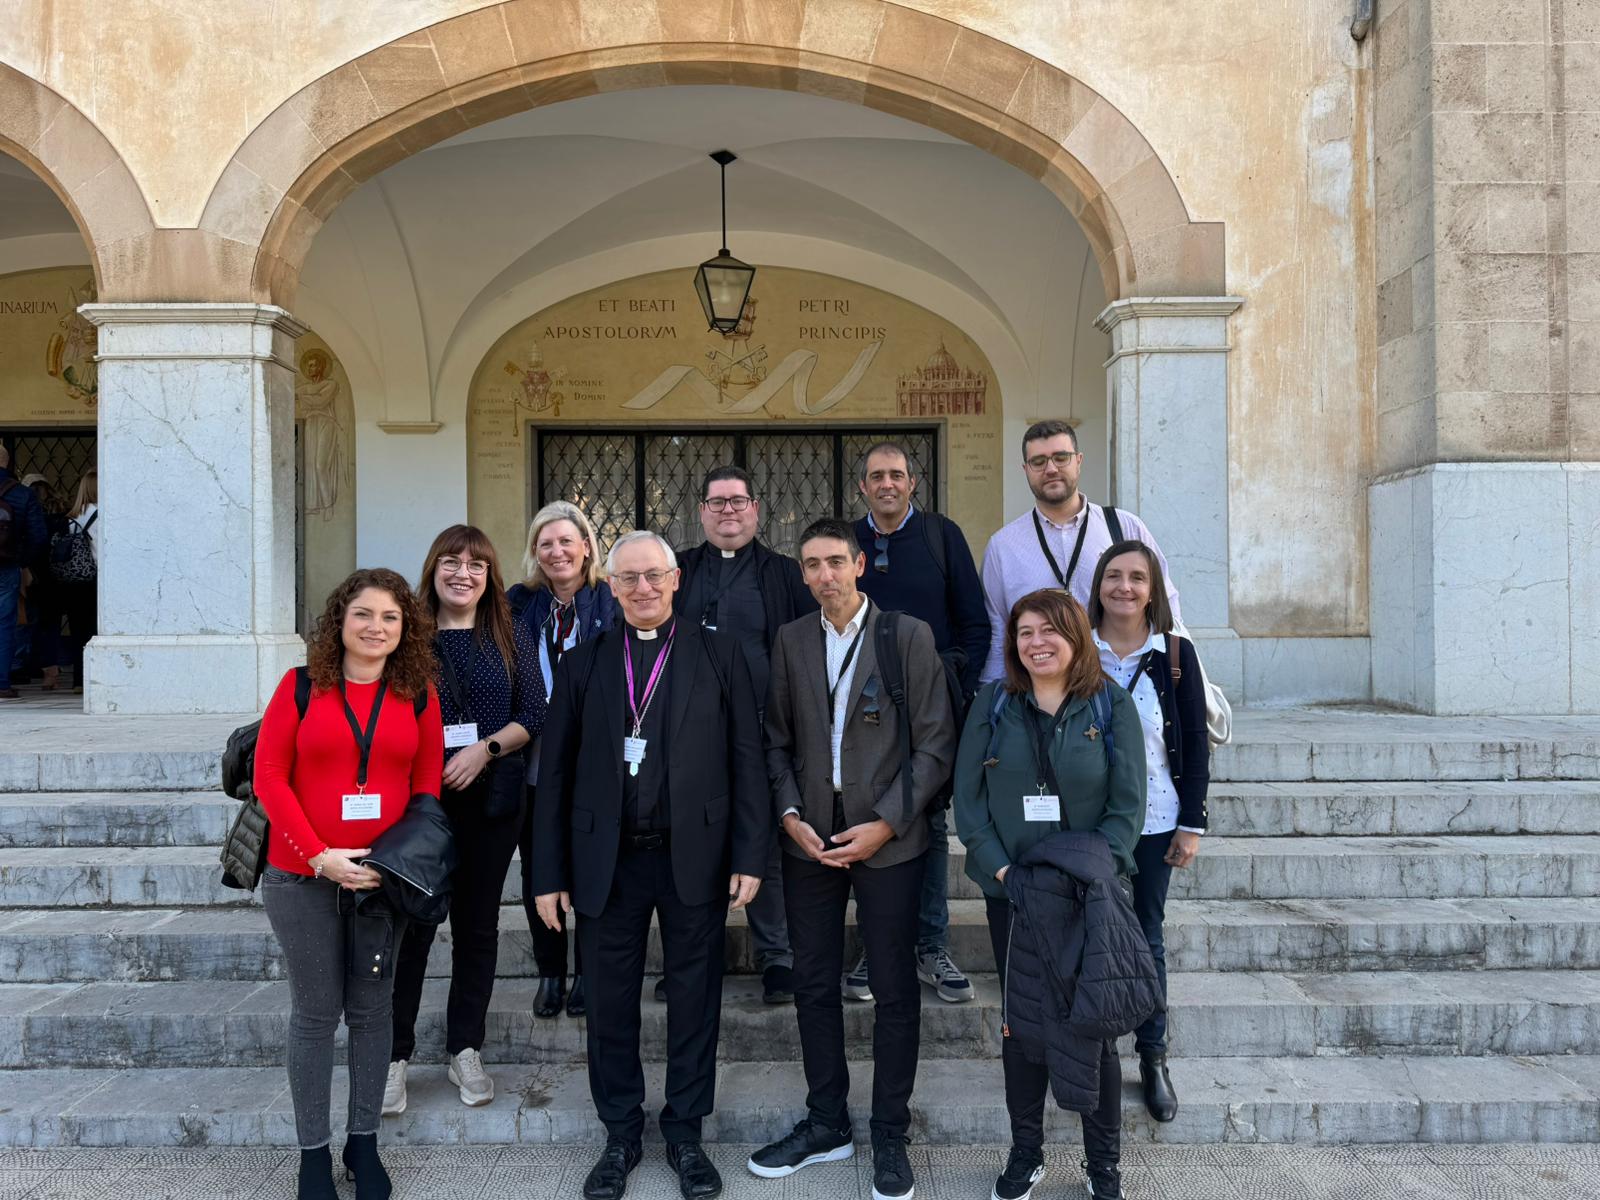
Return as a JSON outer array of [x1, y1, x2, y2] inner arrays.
[[381, 1059, 407, 1117], [841, 950, 873, 1001], [448, 1047, 495, 1106]]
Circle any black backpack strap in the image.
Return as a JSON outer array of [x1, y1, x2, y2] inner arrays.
[[1103, 504, 1125, 545], [873, 610, 916, 829], [919, 509, 948, 581], [293, 666, 312, 719]]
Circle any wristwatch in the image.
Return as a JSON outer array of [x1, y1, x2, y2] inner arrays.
[[485, 738, 503, 758]]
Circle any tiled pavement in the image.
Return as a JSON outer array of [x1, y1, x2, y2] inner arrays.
[[0, 1144, 1597, 1199]]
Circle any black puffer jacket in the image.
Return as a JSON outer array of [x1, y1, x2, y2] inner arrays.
[[339, 793, 457, 981], [1001, 831, 1163, 1113]]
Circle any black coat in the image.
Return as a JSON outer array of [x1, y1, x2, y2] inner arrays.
[[675, 539, 816, 641], [342, 792, 458, 980], [1001, 831, 1163, 1113], [530, 622, 770, 916], [1128, 633, 1211, 829]]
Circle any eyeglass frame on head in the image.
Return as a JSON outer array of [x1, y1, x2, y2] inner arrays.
[[438, 556, 489, 577], [611, 568, 677, 591]]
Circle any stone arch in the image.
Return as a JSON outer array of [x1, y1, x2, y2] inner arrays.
[[0, 63, 155, 293], [192, 0, 1222, 308]]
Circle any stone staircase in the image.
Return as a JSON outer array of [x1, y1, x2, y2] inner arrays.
[[1, 707, 1599, 1146]]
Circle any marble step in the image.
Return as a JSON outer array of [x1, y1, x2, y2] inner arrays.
[[5, 836, 1597, 909], [7, 710, 1600, 793], [4, 969, 1596, 1070], [1, 1055, 1596, 1147], [3, 897, 1596, 983], [6, 781, 1599, 849]]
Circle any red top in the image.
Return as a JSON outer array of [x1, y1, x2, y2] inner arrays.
[[253, 669, 445, 875]]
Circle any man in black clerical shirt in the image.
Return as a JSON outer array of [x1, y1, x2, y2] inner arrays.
[[676, 466, 816, 1004], [533, 531, 769, 1200]]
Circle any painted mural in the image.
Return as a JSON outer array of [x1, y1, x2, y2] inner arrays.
[[294, 333, 357, 633], [0, 266, 100, 424], [468, 266, 1003, 569]]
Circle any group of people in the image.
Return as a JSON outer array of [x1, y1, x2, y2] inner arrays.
[[0, 445, 98, 699], [253, 420, 1212, 1200]]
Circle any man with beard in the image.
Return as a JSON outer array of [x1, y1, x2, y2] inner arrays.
[[977, 420, 1182, 683]]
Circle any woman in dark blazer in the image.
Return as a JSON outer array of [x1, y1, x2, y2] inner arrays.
[[1087, 539, 1210, 1125], [507, 500, 617, 1018]]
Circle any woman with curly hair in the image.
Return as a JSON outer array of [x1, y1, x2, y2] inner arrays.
[[253, 567, 444, 1200], [385, 525, 546, 1115]]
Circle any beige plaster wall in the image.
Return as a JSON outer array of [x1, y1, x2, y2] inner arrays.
[[0, 0, 1375, 636]]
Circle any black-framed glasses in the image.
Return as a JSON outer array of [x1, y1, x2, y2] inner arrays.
[[874, 534, 889, 573], [704, 496, 753, 512]]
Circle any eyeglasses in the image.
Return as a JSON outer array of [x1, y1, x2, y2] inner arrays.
[[704, 496, 753, 512], [874, 534, 889, 574], [438, 557, 489, 577], [612, 569, 675, 590], [1025, 451, 1080, 471]]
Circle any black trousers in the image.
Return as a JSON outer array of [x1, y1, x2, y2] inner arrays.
[[577, 838, 726, 1145], [390, 768, 524, 1060], [785, 850, 924, 1139], [62, 580, 95, 688], [984, 896, 1121, 1163], [520, 785, 582, 979]]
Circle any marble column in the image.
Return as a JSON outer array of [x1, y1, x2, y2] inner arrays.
[[79, 304, 307, 714], [1096, 297, 1245, 694]]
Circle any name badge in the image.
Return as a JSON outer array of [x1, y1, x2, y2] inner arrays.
[[623, 735, 648, 777], [343, 792, 382, 821], [443, 722, 479, 749], [1023, 793, 1061, 822]]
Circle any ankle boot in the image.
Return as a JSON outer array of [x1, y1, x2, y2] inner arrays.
[[341, 1132, 393, 1200], [1139, 1051, 1178, 1122], [297, 1146, 337, 1200]]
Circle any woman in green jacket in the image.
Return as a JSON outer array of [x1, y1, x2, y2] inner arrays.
[[954, 588, 1144, 1200]]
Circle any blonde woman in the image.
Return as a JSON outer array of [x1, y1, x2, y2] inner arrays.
[[63, 470, 98, 694], [507, 501, 617, 1018]]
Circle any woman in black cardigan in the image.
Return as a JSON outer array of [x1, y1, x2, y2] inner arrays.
[[1087, 540, 1210, 1125]]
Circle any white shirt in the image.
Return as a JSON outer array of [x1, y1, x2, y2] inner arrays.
[[824, 594, 870, 790], [1094, 626, 1202, 837]]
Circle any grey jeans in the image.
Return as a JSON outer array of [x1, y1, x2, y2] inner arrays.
[[262, 865, 401, 1149]]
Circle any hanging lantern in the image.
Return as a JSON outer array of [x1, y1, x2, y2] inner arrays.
[[693, 150, 756, 334]]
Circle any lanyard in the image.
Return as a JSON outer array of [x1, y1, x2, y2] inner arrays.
[[434, 633, 478, 723], [545, 598, 576, 666], [1024, 697, 1068, 796], [339, 678, 389, 791], [1033, 509, 1091, 594], [826, 626, 865, 726], [623, 622, 676, 737]]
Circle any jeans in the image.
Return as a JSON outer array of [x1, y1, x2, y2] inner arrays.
[[984, 896, 1120, 1164], [1131, 830, 1175, 1054], [915, 802, 951, 953], [0, 566, 20, 689], [262, 865, 401, 1149], [786, 851, 924, 1139], [391, 767, 524, 1059]]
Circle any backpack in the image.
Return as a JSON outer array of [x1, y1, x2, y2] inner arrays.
[[870, 609, 966, 828], [0, 480, 22, 567], [218, 668, 428, 890], [978, 678, 1117, 777], [49, 512, 97, 583]]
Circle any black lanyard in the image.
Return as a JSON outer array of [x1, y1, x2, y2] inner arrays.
[[434, 634, 478, 724], [1033, 509, 1091, 593], [339, 678, 389, 790], [826, 626, 865, 725], [1024, 698, 1068, 796]]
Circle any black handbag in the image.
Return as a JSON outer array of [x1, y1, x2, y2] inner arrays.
[[220, 792, 270, 891]]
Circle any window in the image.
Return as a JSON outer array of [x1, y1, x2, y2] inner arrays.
[[536, 427, 939, 553]]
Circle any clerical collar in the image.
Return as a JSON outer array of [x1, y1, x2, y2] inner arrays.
[[630, 619, 674, 641], [711, 539, 753, 560]]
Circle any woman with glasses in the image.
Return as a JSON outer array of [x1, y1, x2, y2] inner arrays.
[[1087, 540, 1209, 1124], [508, 501, 617, 1018], [385, 526, 546, 1116]]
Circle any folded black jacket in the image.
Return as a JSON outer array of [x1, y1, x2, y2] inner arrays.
[[1001, 830, 1163, 1113], [339, 792, 457, 981]]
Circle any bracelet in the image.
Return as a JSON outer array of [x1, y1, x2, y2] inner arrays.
[[311, 855, 325, 878]]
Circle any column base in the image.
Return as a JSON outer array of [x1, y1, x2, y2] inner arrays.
[[85, 634, 305, 715]]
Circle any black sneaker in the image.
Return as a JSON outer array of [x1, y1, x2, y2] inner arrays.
[[1082, 1159, 1122, 1200], [762, 964, 795, 1004], [746, 1118, 854, 1178], [870, 1132, 914, 1200], [991, 1146, 1045, 1200]]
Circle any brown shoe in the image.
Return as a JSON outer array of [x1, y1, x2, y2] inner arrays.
[[0, 688, 20, 700]]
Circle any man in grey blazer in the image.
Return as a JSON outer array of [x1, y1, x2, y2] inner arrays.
[[748, 517, 955, 1200]]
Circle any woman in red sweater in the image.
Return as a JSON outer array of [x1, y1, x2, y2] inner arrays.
[[254, 567, 443, 1200]]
